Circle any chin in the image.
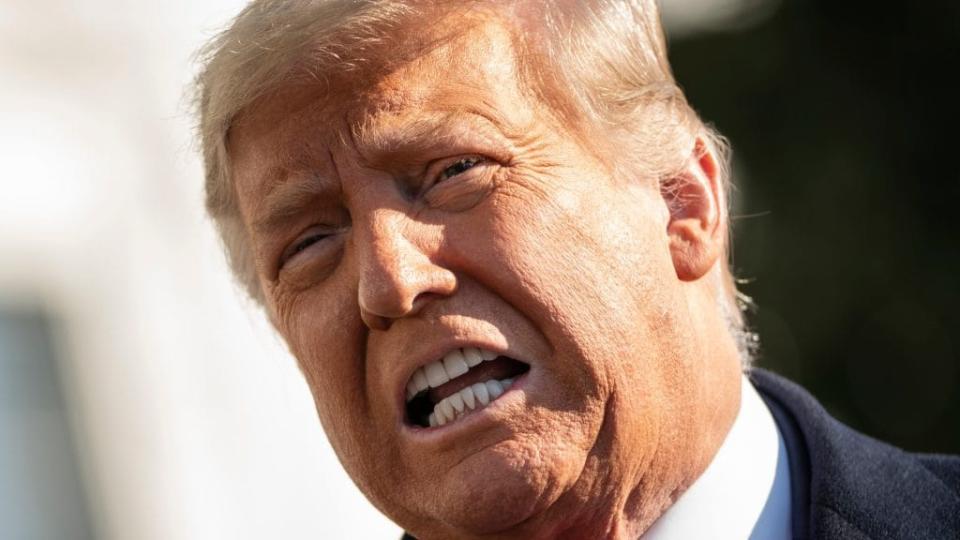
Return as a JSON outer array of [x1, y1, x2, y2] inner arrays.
[[430, 439, 581, 537]]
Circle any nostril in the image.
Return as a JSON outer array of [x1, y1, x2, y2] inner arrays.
[[359, 287, 454, 331], [360, 310, 393, 331], [356, 230, 455, 324], [408, 291, 446, 313]]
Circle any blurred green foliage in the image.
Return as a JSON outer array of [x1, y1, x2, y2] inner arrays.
[[669, 0, 960, 453]]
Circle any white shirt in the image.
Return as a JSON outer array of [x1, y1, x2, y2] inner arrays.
[[642, 375, 793, 540]]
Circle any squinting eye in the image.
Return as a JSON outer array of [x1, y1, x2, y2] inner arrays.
[[281, 233, 329, 267], [292, 235, 325, 255], [440, 157, 484, 181]]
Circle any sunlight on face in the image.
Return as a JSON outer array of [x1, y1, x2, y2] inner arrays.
[[229, 14, 729, 540]]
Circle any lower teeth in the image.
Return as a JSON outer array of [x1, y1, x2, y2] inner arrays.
[[429, 378, 515, 427]]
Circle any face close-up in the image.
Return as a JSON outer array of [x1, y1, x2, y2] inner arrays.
[[227, 10, 740, 540]]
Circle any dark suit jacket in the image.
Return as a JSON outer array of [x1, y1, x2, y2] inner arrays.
[[751, 368, 960, 539], [403, 370, 960, 539]]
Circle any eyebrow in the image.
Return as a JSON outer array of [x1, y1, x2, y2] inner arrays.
[[353, 112, 456, 167], [252, 170, 339, 236], [353, 107, 512, 169]]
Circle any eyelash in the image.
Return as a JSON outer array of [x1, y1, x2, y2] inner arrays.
[[439, 156, 485, 181], [281, 232, 331, 268], [291, 235, 326, 256]]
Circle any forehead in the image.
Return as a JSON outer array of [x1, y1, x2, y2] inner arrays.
[[228, 14, 533, 209]]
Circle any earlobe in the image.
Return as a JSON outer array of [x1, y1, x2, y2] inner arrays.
[[664, 138, 725, 282]]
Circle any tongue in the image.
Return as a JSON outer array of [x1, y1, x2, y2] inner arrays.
[[428, 357, 527, 403]]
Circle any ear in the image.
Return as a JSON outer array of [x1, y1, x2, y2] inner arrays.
[[663, 138, 725, 282]]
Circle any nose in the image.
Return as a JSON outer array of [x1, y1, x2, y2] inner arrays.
[[356, 210, 456, 331]]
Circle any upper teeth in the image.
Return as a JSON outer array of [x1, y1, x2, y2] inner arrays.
[[406, 347, 498, 400]]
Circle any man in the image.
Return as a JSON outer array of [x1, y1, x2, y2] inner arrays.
[[193, 1, 960, 538]]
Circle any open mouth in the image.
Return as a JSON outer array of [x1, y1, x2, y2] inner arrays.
[[405, 347, 530, 428]]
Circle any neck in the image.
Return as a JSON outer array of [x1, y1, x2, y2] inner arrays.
[[528, 370, 742, 539]]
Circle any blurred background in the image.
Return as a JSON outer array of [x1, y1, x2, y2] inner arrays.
[[1, 0, 957, 538], [667, 0, 960, 454]]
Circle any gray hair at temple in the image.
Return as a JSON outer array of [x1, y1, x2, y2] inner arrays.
[[191, 0, 757, 365]]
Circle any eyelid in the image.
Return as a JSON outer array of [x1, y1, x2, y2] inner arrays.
[[279, 226, 343, 268], [425, 154, 489, 186]]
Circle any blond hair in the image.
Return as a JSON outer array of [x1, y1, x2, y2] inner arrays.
[[192, 0, 756, 364]]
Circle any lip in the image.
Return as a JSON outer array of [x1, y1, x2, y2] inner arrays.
[[400, 368, 532, 445]]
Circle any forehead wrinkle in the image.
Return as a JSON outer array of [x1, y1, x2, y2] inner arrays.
[[233, 84, 335, 154], [241, 10, 538, 229], [342, 13, 531, 150], [349, 82, 532, 165]]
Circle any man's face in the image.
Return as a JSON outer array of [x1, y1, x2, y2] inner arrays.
[[230, 15, 730, 539]]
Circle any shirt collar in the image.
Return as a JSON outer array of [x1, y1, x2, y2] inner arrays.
[[642, 374, 793, 539]]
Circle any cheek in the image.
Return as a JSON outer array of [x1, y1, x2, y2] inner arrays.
[[453, 175, 687, 436], [494, 180, 672, 340], [273, 278, 372, 455], [275, 286, 422, 523]]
